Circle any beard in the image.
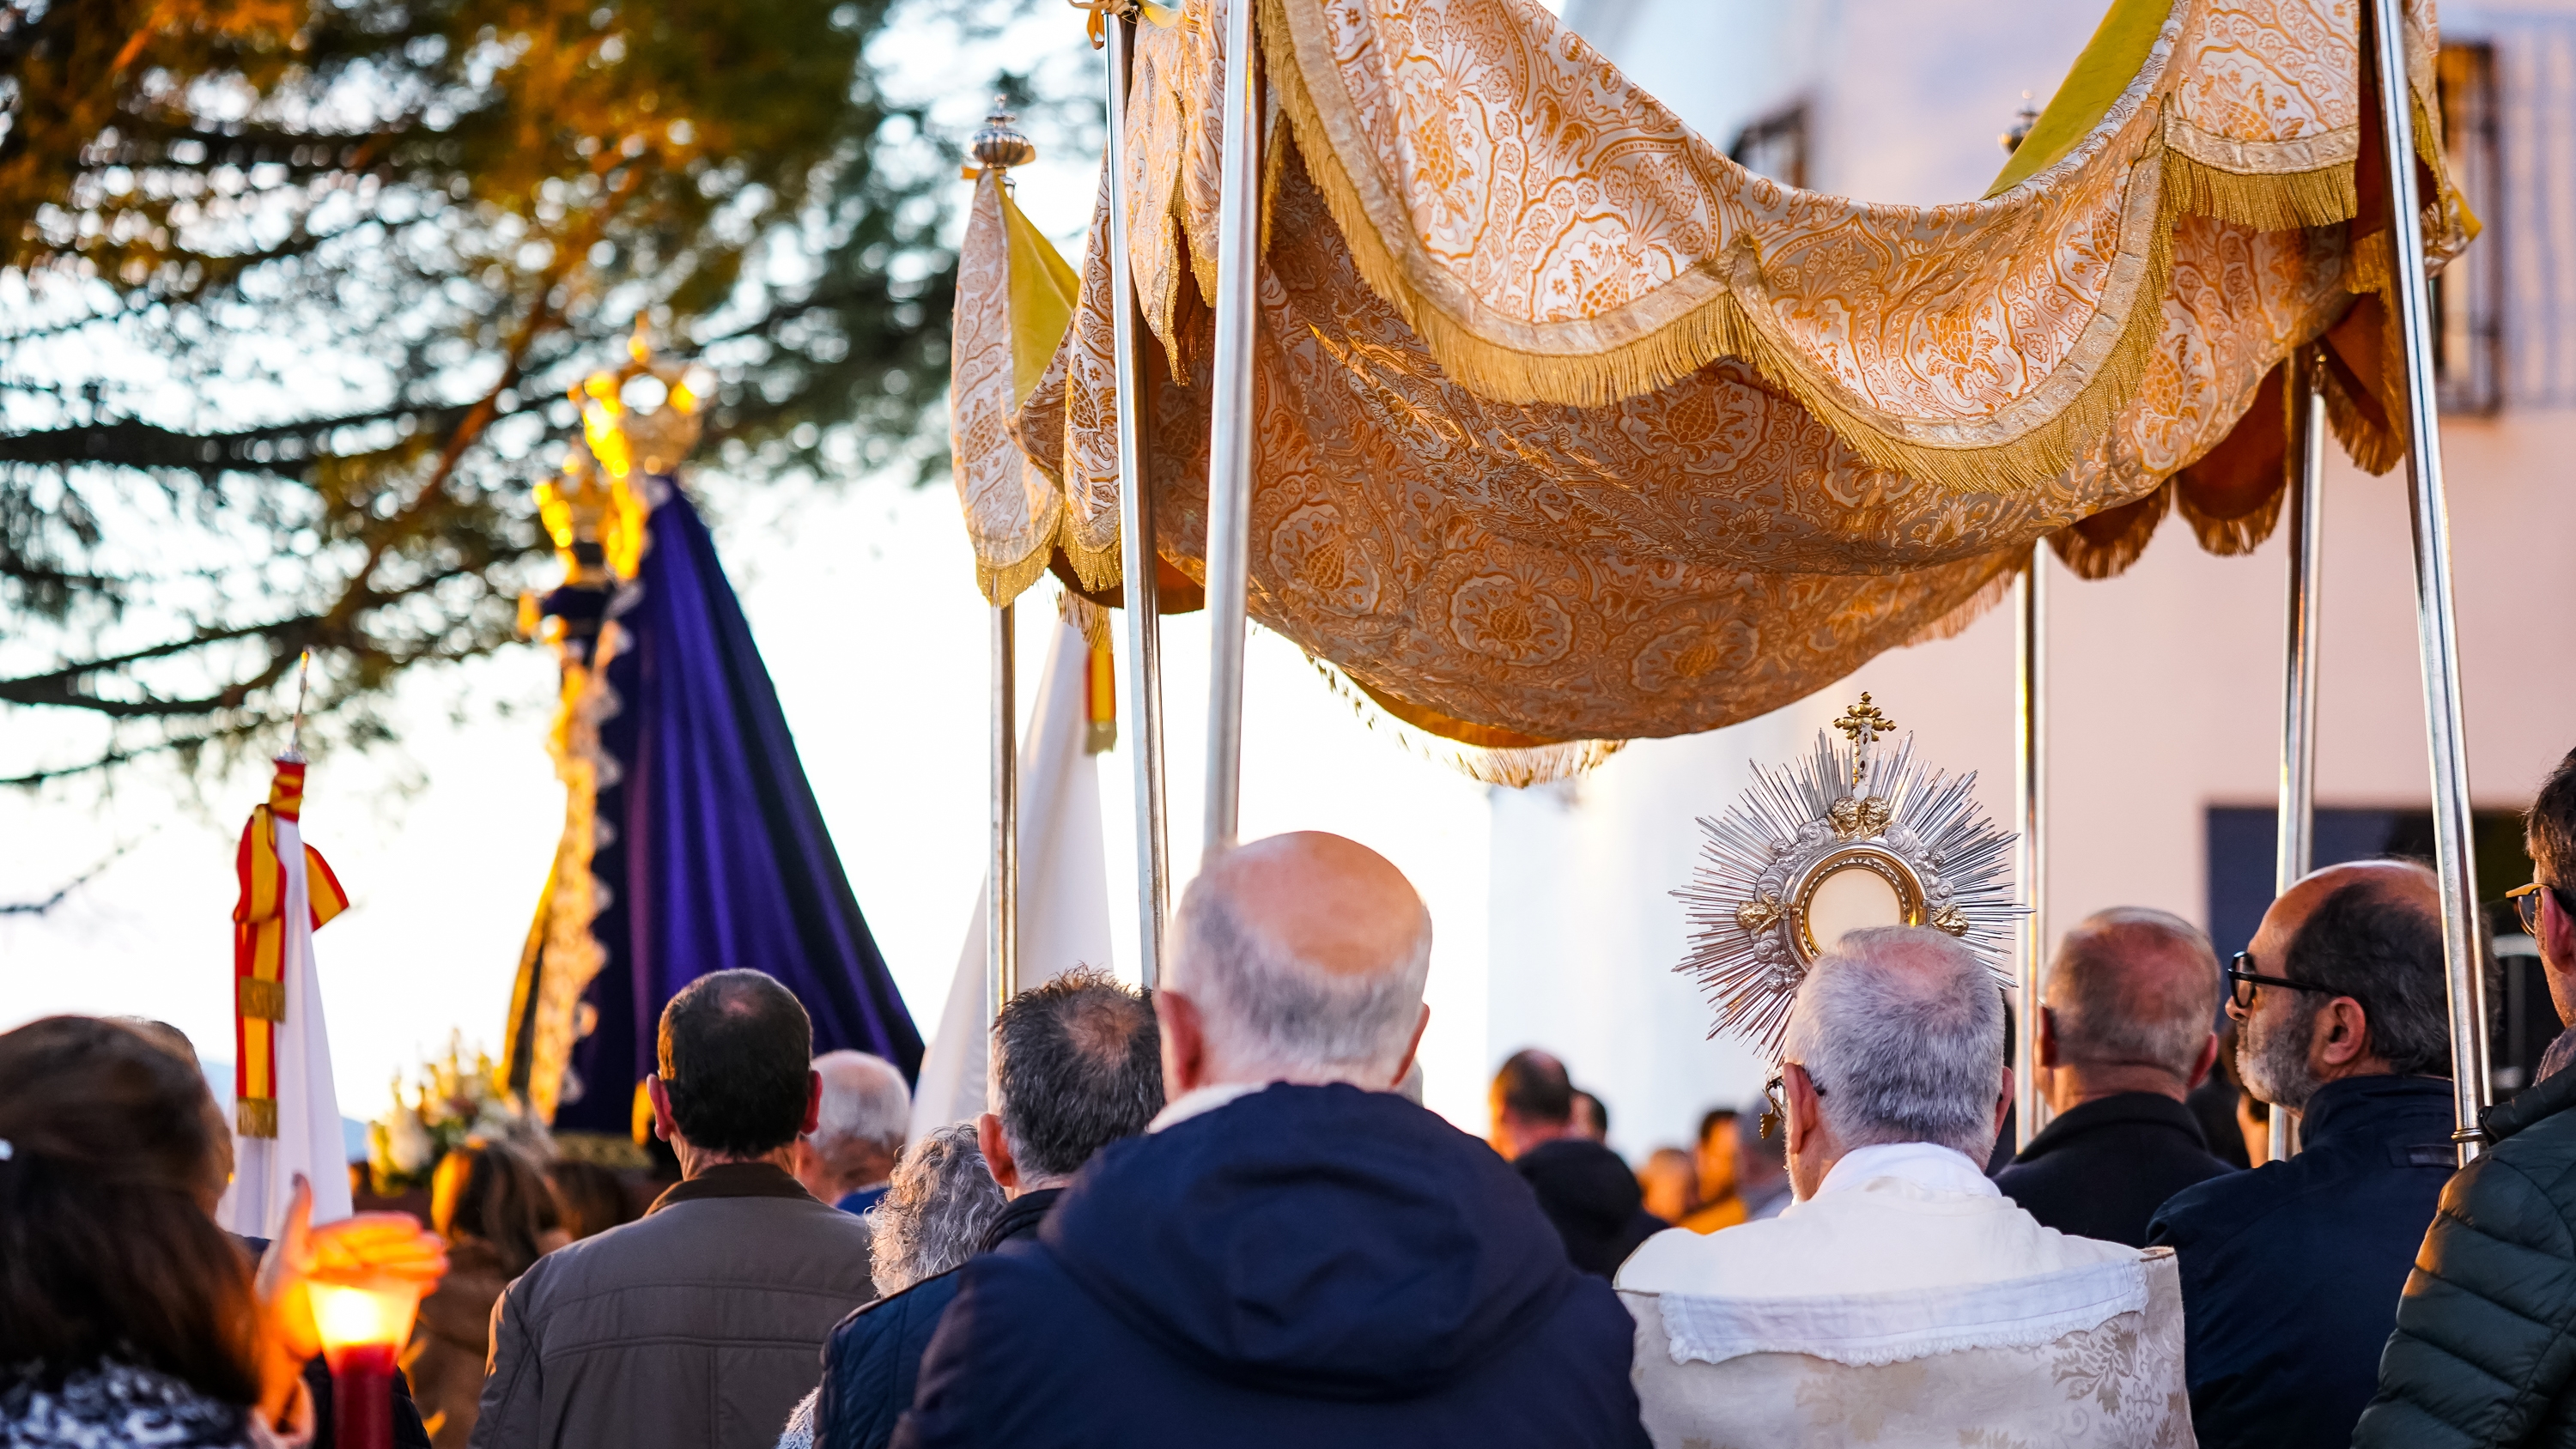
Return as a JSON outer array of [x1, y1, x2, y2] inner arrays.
[[2238, 998, 2321, 1113]]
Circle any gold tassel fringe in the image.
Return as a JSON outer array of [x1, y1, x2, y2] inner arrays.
[[1303, 654, 1624, 786], [2049, 481, 2173, 580], [1899, 555, 2025, 646], [2175, 476, 2287, 556], [2160, 150, 2356, 231], [236, 1097, 278, 1139]]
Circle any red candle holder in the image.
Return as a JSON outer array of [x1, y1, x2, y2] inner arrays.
[[311, 1281, 426, 1449]]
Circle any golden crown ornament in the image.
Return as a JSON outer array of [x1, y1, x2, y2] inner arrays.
[[1674, 694, 2025, 1052]]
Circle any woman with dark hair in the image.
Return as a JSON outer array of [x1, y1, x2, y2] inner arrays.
[[0, 1016, 447, 1449], [402, 1143, 566, 1448], [544, 1158, 638, 1242]]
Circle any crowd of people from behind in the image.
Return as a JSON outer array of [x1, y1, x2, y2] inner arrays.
[[22, 750, 2576, 1446]]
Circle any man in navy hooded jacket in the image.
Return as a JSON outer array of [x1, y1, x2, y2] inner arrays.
[[2146, 860, 2464, 1449], [890, 831, 1649, 1449]]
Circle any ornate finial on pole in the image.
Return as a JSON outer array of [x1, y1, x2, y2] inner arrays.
[[283, 649, 313, 762], [970, 97, 1036, 173], [1999, 91, 2040, 155]]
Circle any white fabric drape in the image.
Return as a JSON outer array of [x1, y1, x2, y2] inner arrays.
[[907, 617, 1115, 1140], [219, 809, 355, 1237]]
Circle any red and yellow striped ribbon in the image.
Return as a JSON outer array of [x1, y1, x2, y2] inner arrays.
[[230, 759, 349, 1138]]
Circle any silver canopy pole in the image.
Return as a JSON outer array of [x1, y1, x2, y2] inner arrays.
[[2271, 357, 2325, 1162], [2014, 543, 2048, 1151], [1200, 0, 1261, 856], [990, 601, 1018, 1028], [2367, 0, 2488, 1162], [1107, 12, 1170, 985]]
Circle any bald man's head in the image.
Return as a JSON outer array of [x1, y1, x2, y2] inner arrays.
[[2046, 908, 2220, 1082], [1168, 832, 1432, 1082], [2251, 859, 2452, 1081]]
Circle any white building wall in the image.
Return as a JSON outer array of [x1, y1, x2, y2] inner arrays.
[[1498, 0, 2576, 1163]]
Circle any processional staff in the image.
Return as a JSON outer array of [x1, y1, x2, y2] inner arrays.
[[2365, 0, 2490, 1163], [1094, 0, 1172, 987], [970, 103, 1033, 1028]]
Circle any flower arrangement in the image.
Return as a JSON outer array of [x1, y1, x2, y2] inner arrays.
[[367, 1034, 536, 1195]]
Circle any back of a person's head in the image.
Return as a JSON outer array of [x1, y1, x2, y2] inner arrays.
[[809, 1050, 909, 1164], [546, 1158, 639, 1240], [657, 969, 814, 1155], [431, 1139, 563, 1276], [0, 1016, 259, 1404], [1167, 831, 1432, 1082], [1782, 927, 2005, 1159], [2287, 863, 2452, 1076], [869, 1121, 1006, 1297], [2047, 907, 2220, 1080], [1492, 1048, 1574, 1126], [2530, 747, 2576, 888], [993, 967, 1163, 1179]]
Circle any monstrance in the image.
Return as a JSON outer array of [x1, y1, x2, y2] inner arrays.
[[1674, 694, 2024, 1052]]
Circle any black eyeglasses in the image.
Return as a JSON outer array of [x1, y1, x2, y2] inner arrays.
[[2225, 950, 2349, 1011], [2507, 882, 2567, 937], [1760, 1067, 1825, 1139]]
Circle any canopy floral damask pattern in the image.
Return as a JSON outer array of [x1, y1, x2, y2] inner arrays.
[[962, 0, 2471, 762]]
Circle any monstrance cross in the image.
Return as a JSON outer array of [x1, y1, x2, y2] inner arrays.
[[1833, 693, 1895, 785]]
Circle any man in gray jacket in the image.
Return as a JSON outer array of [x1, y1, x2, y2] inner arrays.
[[473, 970, 878, 1449]]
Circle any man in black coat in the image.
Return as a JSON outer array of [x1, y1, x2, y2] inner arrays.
[[1490, 1049, 1662, 1276], [1996, 907, 2237, 1246], [2146, 860, 2463, 1449], [813, 970, 1162, 1449], [2354, 748, 2576, 1448], [892, 833, 1648, 1449]]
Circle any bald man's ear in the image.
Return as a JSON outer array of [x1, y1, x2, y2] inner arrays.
[[1388, 1003, 1430, 1089], [2315, 996, 2375, 1069], [1157, 987, 1211, 1099], [2035, 1005, 2061, 1070], [2185, 1032, 2221, 1090]]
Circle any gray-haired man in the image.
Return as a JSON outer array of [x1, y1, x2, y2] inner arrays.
[[893, 832, 1648, 1449], [1996, 908, 2237, 1246], [793, 1050, 912, 1216], [812, 969, 1161, 1449], [1617, 928, 2190, 1448]]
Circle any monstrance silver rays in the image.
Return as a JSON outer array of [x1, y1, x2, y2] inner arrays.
[[1674, 694, 2024, 1052]]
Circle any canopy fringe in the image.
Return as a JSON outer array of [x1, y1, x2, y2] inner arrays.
[[1303, 654, 1624, 786], [2161, 150, 2356, 231]]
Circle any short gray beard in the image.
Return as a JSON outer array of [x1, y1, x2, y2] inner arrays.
[[2239, 1001, 2321, 1113]]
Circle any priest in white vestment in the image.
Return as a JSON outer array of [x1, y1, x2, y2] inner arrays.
[[1616, 927, 2194, 1448]]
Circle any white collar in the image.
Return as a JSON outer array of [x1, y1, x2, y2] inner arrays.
[[1148, 1081, 1268, 1132], [1808, 1142, 2000, 1202]]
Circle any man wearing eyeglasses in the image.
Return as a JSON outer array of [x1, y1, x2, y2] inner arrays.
[[1614, 927, 2189, 1448], [2357, 752, 2576, 1448], [2143, 860, 2458, 1449]]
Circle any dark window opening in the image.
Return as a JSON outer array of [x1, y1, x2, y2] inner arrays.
[[2434, 42, 2501, 414], [1728, 104, 1810, 191]]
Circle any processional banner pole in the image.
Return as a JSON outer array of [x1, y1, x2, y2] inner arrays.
[[1106, 9, 1170, 985], [2271, 355, 2326, 1162], [2367, 0, 2488, 1162], [2014, 543, 2048, 1151], [991, 600, 1018, 1026], [1200, 0, 1261, 856]]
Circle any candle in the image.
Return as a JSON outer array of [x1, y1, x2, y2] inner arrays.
[[310, 1281, 425, 1449]]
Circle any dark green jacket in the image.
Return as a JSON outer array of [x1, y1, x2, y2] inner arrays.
[[2352, 1066, 2576, 1448]]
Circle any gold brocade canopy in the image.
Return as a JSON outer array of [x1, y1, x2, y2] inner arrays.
[[959, 0, 2472, 766]]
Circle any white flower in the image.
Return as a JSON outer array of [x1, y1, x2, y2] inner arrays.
[[386, 1105, 435, 1173]]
